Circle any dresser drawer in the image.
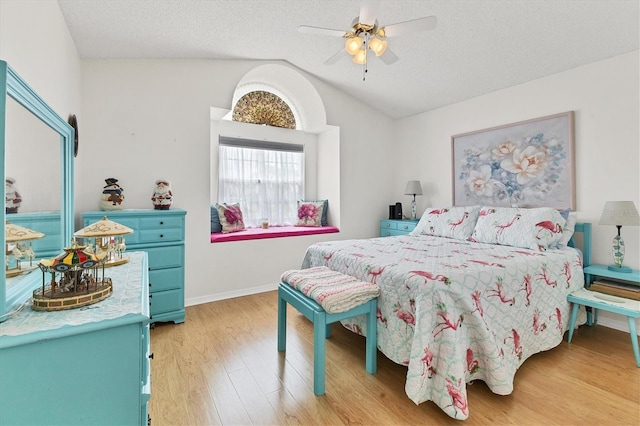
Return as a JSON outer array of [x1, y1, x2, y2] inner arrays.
[[139, 216, 183, 229], [146, 246, 184, 270], [139, 227, 183, 244], [150, 289, 183, 317], [149, 267, 183, 292]]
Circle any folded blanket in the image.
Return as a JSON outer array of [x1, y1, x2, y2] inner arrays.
[[281, 266, 380, 314]]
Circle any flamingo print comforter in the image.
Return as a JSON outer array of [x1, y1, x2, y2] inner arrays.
[[301, 234, 584, 420]]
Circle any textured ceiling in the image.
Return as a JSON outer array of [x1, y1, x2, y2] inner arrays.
[[57, 0, 639, 119]]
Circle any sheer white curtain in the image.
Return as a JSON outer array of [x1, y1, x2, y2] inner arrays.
[[218, 140, 304, 227]]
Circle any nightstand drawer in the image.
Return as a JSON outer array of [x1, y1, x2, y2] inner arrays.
[[380, 220, 398, 230], [149, 267, 183, 292], [397, 222, 417, 233]]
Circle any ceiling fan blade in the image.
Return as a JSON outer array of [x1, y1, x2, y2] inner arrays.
[[298, 25, 347, 37], [359, 0, 381, 26], [382, 16, 437, 38], [379, 47, 399, 65], [324, 48, 349, 65]]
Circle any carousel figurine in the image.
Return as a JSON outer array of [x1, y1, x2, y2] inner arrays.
[[151, 179, 173, 210], [34, 241, 111, 311]]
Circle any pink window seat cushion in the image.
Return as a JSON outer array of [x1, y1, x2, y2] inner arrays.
[[210, 225, 339, 243]]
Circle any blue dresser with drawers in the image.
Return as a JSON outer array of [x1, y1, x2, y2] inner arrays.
[[380, 219, 419, 237], [0, 252, 151, 425], [82, 209, 186, 324]]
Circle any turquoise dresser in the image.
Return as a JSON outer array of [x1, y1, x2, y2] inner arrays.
[[0, 252, 151, 425], [82, 209, 186, 324], [5, 211, 61, 259]]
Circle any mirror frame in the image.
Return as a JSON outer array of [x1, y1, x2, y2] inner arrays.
[[0, 60, 74, 321]]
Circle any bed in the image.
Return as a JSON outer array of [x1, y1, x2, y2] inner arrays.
[[300, 206, 590, 420]]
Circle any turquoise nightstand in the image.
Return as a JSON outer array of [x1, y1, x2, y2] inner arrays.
[[567, 264, 640, 367], [380, 219, 419, 237]]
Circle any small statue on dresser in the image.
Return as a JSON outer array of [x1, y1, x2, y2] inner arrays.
[[5, 177, 22, 214], [99, 178, 125, 211], [151, 179, 173, 210]]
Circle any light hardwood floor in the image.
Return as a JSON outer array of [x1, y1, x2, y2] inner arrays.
[[150, 291, 639, 425]]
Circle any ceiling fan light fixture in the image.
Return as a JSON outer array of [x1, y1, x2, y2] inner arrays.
[[353, 48, 367, 64], [369, 37, 387, 57], [344, 36, 363, 55]]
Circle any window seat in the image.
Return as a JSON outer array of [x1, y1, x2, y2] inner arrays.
[[210, 226, 339, 243]]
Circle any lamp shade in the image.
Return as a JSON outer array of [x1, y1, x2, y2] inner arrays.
[[368, 37, 387, 56], [344, 36, 363, 55], [353, 49, 367, 64], [598, 201, 640, 226], [404, 180, 423, 196]]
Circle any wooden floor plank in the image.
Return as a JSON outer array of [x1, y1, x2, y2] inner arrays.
[[150, 291, 640, 425]]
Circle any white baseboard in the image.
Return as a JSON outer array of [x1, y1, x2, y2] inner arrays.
[[186, 282, 278, 307], [596, 311, 639, 335]]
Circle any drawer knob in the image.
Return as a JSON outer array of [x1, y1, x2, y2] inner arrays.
[[149, 294, 153, 298], [160, 221, 164, 225], [160, 234, 164, 238], [149, 353, 154, 360]]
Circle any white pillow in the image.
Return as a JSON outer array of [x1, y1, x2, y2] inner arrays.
[[471, 206, 566, 251], [412, 206, 481, 240]]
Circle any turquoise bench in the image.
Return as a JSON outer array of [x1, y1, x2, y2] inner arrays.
[[277, 282, 377, 395]]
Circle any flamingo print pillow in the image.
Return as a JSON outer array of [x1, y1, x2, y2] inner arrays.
[[215, 203, 246, 233], [412, 206, 481, 240], [471, 206, 566, 251]]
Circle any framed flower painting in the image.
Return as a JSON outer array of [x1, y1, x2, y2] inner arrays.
[[452, 111, 575, 209]]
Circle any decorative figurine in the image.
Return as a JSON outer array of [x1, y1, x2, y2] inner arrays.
[[99, 178, 125, 211], [5, 177, 22, 214], [151, 179, 173, 210]]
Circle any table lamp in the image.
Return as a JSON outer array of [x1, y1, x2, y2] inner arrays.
[[598, 201, 640, 272], [404, 180, 423, 219]]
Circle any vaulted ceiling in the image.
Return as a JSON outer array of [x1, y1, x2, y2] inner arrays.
[[57, 0, 639, 119]]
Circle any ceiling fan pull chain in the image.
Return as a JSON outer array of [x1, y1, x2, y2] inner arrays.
[[363, 34, 368, 81]]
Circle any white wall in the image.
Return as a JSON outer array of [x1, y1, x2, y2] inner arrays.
[[0, 1, 81, 115], [394, 51, 640, 331], [79, 59, 395, 304]]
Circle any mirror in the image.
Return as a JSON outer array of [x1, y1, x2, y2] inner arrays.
[[0, 60, 74, 321]]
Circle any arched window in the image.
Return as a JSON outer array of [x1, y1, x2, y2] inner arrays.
[[232, 91, 296, 129]]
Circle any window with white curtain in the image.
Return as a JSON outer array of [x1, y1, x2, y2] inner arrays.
[[218, 136, 304, 227]]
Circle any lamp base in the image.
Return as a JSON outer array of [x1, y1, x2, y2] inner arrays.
[[607, 264, 632, 273]]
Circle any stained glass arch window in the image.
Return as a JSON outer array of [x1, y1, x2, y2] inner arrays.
[[232, 91, 296, 129]]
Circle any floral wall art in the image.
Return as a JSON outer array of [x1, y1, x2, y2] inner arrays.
[[452, 111, 575, 209]]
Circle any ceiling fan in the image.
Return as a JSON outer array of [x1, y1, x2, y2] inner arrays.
[[298, 0, 437, 76]]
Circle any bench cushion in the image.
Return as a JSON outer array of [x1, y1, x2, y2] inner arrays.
[[281, 266, 379, 314]]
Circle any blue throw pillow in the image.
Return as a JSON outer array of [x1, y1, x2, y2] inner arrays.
[[303, 199, 328, 226], [211, 205, 222, 233], [558, 208, 571, 220]]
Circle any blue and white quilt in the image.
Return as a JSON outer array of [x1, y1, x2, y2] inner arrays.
[[302, 234, 584, 420]]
